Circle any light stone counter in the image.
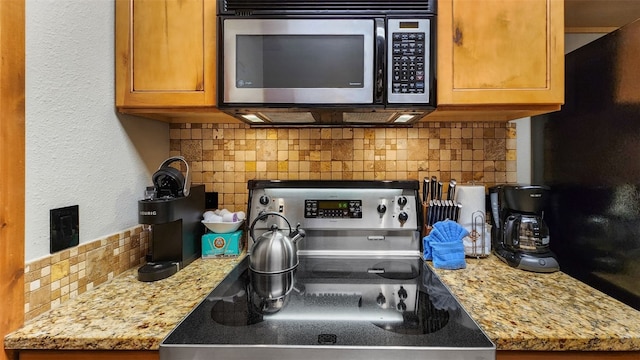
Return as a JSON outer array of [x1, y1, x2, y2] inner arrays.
[[430, 255, 640, 351], [5, 253, 640, 352], [4, 255, 245, 350]]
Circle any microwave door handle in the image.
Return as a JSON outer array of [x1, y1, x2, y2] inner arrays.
[[374, 18, 386, 105]]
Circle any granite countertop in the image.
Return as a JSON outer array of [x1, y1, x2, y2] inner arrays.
[[4, 255, 245, 351], [431, 255, 640, 351], [5, 253, 640, 352]]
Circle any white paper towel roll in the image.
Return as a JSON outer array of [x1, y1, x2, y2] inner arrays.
[[455, 185, 486, 226], [455, 185, 490, 257]]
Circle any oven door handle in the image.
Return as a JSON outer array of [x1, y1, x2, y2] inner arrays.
[[374, 18, 386, 105]]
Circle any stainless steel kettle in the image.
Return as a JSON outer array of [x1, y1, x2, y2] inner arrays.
[[249, 212, 305, 274]]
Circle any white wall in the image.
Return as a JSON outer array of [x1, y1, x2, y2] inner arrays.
[[513, 117, 532, 184], [25, 0, 169, 262]]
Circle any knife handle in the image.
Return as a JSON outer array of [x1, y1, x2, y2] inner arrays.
[[430, 176, 437, 201], [423, 177, 429, 203], [447, 179, 457, 200]]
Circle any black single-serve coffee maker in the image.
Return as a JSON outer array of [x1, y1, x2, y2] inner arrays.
[[137, 156, 205, 282], [489, 184, 559, 273]]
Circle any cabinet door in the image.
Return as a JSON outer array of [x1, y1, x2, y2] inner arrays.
[[115, 0, 215, 108], [437, 0, 564, 105]]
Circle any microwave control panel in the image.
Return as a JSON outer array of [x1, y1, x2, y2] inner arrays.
[[387, 18, 431, 104]]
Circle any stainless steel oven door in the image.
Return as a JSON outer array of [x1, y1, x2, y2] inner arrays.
[[222, 18, 376, 104]]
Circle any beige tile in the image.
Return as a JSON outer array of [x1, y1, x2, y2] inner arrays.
[[51, 260, 70, 281], [158, 122, 514, 221]]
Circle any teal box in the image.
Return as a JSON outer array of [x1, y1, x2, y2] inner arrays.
[[202, 230, 243, 258]]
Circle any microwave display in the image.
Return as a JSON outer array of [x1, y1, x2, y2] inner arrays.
[[236, 35, 365, 89]]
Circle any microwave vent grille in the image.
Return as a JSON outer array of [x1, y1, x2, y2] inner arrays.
[[343, 112, 395, 123], [221, 0, 435, 14], [259, 112, 316, 123]]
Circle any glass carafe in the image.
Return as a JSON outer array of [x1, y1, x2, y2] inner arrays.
[[505, 214, 550, 253]]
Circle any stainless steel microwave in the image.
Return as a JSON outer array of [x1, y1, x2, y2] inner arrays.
[[217, 0, 436, 127]]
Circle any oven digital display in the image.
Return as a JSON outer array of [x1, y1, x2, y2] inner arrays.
[[305, 200, 362, 218], [318, 200, 349, 209]]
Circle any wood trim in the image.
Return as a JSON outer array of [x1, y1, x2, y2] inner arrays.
[[0, 1, 26, 360], [19, 350, 158, 360], [114, 0, 129, 107]]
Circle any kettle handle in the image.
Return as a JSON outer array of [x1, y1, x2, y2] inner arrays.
[[249, 212, 292, 242]]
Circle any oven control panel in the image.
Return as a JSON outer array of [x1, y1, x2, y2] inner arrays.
[[304, 200, 362, 218], [249, 188, 418, 231]]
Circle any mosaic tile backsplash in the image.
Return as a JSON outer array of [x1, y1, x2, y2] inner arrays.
[[23, 226, 148, 321], [170, 122, 517, 211]]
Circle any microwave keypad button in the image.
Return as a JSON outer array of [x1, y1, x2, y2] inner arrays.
[[391, 32, 426, 94]]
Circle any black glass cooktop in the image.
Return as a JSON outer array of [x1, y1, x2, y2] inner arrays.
[[162, 256, 494, 356]]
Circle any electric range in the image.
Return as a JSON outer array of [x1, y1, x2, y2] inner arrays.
[[161, 180, 495, 360]]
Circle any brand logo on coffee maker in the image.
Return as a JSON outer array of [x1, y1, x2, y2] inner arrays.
[[140, 210, 157, 216]]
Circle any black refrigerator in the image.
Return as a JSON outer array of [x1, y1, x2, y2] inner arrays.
[[532, 18, 640, 310]]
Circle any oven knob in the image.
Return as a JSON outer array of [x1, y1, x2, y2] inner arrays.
[[259, 195, 270, 205], [398, 212, 409, 224], [376, 292, 386, 306], [397, 300, 407, 311], [398, 286, 408, 299], [397, 196, 408, 208], [377, 204, 387, 215]]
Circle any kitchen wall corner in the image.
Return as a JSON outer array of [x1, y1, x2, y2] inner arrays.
[[25, 0, 169, 264]]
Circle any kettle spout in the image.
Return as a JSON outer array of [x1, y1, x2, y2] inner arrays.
[[290, 224, 306, 244]]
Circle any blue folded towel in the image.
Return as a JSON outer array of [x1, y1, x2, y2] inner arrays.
[[433, 220, 468, 242], [423, 235, 433, 260], [423, 220, 468, 269], [431, 241, 466, 270]]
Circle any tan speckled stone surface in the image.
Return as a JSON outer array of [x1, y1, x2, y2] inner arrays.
[[5, 253, 640, 352], [4, 255, 245, 350], [430, 255, 640, 351]]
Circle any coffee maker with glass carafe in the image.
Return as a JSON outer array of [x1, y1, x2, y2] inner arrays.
[[489, 184, 559, 273]]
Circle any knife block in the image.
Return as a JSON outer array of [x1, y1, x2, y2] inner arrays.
[[422, 201, 432, 238]]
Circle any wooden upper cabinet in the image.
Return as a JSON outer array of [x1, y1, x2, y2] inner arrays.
[[114, 0, 564, 123], [115, 0, 216, 109], [427, 0, 564, 121]]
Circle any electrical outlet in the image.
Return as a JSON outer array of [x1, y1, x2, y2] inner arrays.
[[50, 205, 79, 254]]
